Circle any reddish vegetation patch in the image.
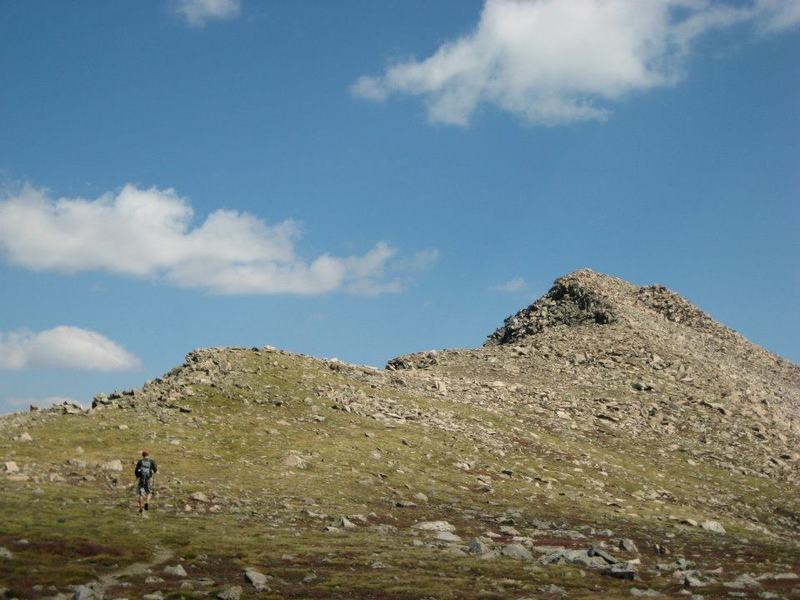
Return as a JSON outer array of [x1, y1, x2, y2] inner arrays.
[[74, 542, 123, 557], [10, 538, 123, 558], [527, 535, 587, 549]]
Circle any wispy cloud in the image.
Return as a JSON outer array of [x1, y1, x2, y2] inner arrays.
[[492, 276, 528, 292], [0, 326, 141, 371], [173, 0, 241, 27], [0, 184, 419, 296], [353, 0, 800, 126], [393, 248, 440, 272]]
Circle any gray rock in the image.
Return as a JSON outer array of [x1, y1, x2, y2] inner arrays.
[[217, 585, 242, 600], [499, 525, 520, 536], [0, 547, 13, 559], [700, 520, 726, 534], [757, 572, 798, 581], [602, 562, 637, 580], [597, 529, 614, 537], [435, 531, 462, 543], [541, 548, 608, 568], [467, 538, 493, 555], [101, 459, 123, 472], [589, 545, 620, 564], [3, 461, 19, 474], [283, 454, 305, 468], [723, 574, 760, 589], [683, 572, 707, 587], [620, 538, 639, 553], [142, 593, 164, 600], [539, 583, 567, 596], [244, 568, 269, 592], [163, 564, 188, 577], [72, 585, 97, 600], [630, 588, 661, 597], [500, 543, 533, 560], [413, 521, 455, 532], [335, 516, 357, 530]]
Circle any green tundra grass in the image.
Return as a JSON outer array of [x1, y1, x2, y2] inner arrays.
[[1, 348, 798, 599]]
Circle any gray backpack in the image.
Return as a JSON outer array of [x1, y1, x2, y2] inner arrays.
[[137, 458, 153, 481]]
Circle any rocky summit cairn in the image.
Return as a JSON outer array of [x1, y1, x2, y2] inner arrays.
[[486, 268, 739, 346], [486, 269, 625, 345]]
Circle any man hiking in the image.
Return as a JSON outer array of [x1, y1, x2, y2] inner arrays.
[[134, 450, 157, 514]]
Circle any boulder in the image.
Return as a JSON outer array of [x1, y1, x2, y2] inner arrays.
[[723, 574, 760, 589], [467, 538, 493, 555], [500, 543, 533, 560], [244, 568, 269, 592], [217, 585, 242, 600], [335, 517, 357, 530], [413, 521, 455, 533], [163, 564, 188, 577], [700, 520, 726, 534], [602, 562, 637, 580], [283, 454, 306, 469]]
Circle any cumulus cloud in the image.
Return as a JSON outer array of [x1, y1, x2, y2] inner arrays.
[[393, 248, 440, 272], [173, 0, 240, 27], [353, 0, 800, 126], [0, 184, 412, 296], [0, 327, 141, 371], [492, 276, 528, 292], [754, 0, 800, 31]]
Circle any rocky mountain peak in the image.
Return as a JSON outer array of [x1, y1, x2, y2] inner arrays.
[[486, 269, 635, 345], [485, 269, 737, 346]]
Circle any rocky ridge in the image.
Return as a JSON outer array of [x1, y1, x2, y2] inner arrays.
[[2, 269, 799, 599]]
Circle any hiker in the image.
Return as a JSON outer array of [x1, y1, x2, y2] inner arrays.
[[134, 450, 157, 514]]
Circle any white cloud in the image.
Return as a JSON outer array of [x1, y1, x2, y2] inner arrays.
[[174, 0, 240, 27], [0, 327, 141, 371], [754, 0, 800, 31], [492, 276, 528, 292], [353, 0, 800, 126], [393, 248, 440, 272], [0, 184, 412, 296]]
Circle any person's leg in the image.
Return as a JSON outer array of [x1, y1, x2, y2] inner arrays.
[[144, 492, 150, 510], [137, 486, 145, 512]]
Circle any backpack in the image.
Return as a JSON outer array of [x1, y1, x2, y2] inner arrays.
[[137, 458, 153, 481]]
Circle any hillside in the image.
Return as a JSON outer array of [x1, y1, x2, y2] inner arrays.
[[1, 269, 799, 599]]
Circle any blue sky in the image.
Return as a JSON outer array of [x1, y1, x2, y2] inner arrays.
[[1, 0, 798, 413]]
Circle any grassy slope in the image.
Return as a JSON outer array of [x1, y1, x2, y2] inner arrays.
[[1, 349, 798, 599]]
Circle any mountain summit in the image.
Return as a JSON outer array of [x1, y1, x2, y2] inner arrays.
[[488, 268, 752, 344], [2, 269, 799, 598]]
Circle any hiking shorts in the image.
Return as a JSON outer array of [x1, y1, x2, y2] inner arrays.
[[137, 479, 153, 496]]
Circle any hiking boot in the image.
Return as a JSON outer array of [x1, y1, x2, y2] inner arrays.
[[144, 503, 149, 511]]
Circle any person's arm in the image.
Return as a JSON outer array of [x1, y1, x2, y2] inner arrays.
[[134, 459, 141, 478], [152, 460, 158, 474]]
